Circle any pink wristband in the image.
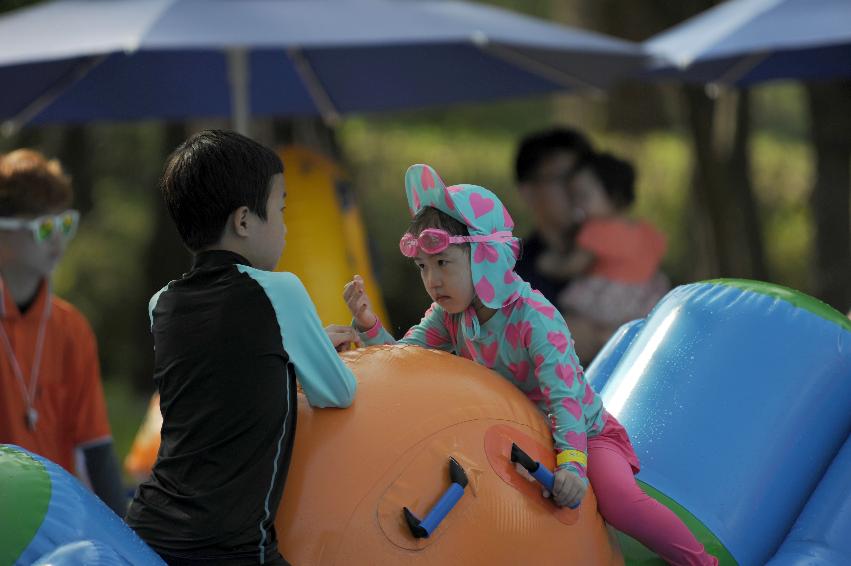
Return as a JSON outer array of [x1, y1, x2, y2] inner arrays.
[[361, 316, 382, 339]]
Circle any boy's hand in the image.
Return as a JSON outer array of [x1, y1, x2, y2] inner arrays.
[[548, 468, 587, 508], [343, 275, 378, 331], [324, 325, 364, 352]]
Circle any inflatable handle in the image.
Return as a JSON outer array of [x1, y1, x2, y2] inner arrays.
[[403, 457, 468, 538], [510, 443, 579, 509]]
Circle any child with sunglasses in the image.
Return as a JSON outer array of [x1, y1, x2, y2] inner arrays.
[[343, 164, 717, 566], [0, 149, 126, 515]]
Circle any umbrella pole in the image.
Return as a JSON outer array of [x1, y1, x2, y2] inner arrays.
[[227, 48, 250, 137]]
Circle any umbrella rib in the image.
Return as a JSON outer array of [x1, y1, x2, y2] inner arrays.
[[477, 40, 603, 93], [711, 50, 771, 86], [1, 54, 107, 136], [288, 48, 340, 125], [650, 0, 783, 69]]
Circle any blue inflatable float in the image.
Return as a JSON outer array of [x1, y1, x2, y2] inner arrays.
[[0, 444, 163, 565], [587, 279, 851, 565]]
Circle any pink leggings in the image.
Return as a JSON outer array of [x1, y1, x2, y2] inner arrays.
[[587, 447, 718, 566]]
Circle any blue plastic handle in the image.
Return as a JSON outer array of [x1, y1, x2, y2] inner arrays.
[[418, 483, 465, 536], [404, 457, 468, 538], [535, 465, 580, 510], [511, 443, 580, 510], [531, 464, 555, 492]]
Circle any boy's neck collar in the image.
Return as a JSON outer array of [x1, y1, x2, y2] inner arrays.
[[193, 249, 252, 270]]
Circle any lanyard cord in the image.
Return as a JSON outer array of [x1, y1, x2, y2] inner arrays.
[[0, 279, 51, 429]]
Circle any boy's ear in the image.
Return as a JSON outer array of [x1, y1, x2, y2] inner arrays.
[[232, 206, 251, 237]]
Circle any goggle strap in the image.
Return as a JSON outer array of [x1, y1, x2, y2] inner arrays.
[[449, 231, 514, 244]]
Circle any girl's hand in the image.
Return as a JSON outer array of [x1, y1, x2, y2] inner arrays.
[[324, 325, 364, 352], [343, 275, 378, 331], [549, 468, 587, 508]]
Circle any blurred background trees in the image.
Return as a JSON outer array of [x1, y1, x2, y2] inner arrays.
[[1, 0, 848, 461]]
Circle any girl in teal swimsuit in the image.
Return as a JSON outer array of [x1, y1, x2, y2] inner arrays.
[[344, 164, 716, 566]]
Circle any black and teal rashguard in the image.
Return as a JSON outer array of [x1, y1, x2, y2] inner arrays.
[[125, 250, 356, 565]]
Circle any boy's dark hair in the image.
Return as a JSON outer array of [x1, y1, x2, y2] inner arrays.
[[408, 206, 470, 251], [580, 152, 636, 211], [514, 127, 593, 184], [161, 130, 283, 251], [0, 149, 72, 216]]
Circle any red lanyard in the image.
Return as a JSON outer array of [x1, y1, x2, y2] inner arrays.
[[0, 280, 51, 431]]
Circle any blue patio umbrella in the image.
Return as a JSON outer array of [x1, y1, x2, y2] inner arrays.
[[644, 0, 851, 85], [0, 0, 647, 135]]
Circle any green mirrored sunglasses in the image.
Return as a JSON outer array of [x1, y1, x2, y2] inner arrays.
[[0, 210, 80, 243]]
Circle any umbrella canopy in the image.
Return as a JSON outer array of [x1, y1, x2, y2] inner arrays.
[[0, 0, 647, 133], [644, 0, 851, 85]]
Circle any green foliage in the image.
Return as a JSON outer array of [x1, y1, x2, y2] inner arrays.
[[103, 379, 149, 483], [51, 124, 165, 383], [750, 132, 813, 291], [751, 83, 809, 140]]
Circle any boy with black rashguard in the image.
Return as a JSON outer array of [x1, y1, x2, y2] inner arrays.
[[125, 130, 359, 565]]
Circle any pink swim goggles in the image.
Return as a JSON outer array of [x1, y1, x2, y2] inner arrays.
[[399, 228, 514, 257]]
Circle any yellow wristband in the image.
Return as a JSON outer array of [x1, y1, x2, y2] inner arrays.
[[556, 449, 587, 468]]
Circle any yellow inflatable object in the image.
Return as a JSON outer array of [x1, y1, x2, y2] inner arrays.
[[274, 145, 389, 327]]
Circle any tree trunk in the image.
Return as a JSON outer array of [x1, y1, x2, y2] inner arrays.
[[726, 89, 767, 280], [806, 81, 851, 311], [132, 123, 192, 391], [682, 85, 728, 278], [59, 126, 94, 216], [571, 0, 685, 134]]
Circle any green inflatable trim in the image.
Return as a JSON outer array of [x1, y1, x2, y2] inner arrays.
[[615, 480, 738, 565], [706, 278, 851, 332], [0, 446, 51, 565]]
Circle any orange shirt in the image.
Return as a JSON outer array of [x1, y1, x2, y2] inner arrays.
[[0, 280, 111, 473], [577, 218, 667, 283]]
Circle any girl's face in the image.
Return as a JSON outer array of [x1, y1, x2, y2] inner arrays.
[[570, 168, 615, 220], [414, 244, 475, 314]]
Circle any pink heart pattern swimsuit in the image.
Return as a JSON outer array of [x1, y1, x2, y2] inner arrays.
[[359, 164, 607, 481]]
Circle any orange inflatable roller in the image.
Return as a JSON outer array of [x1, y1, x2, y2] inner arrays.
[[126, 346, 623, 564], [277, 345, 623, 565]]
